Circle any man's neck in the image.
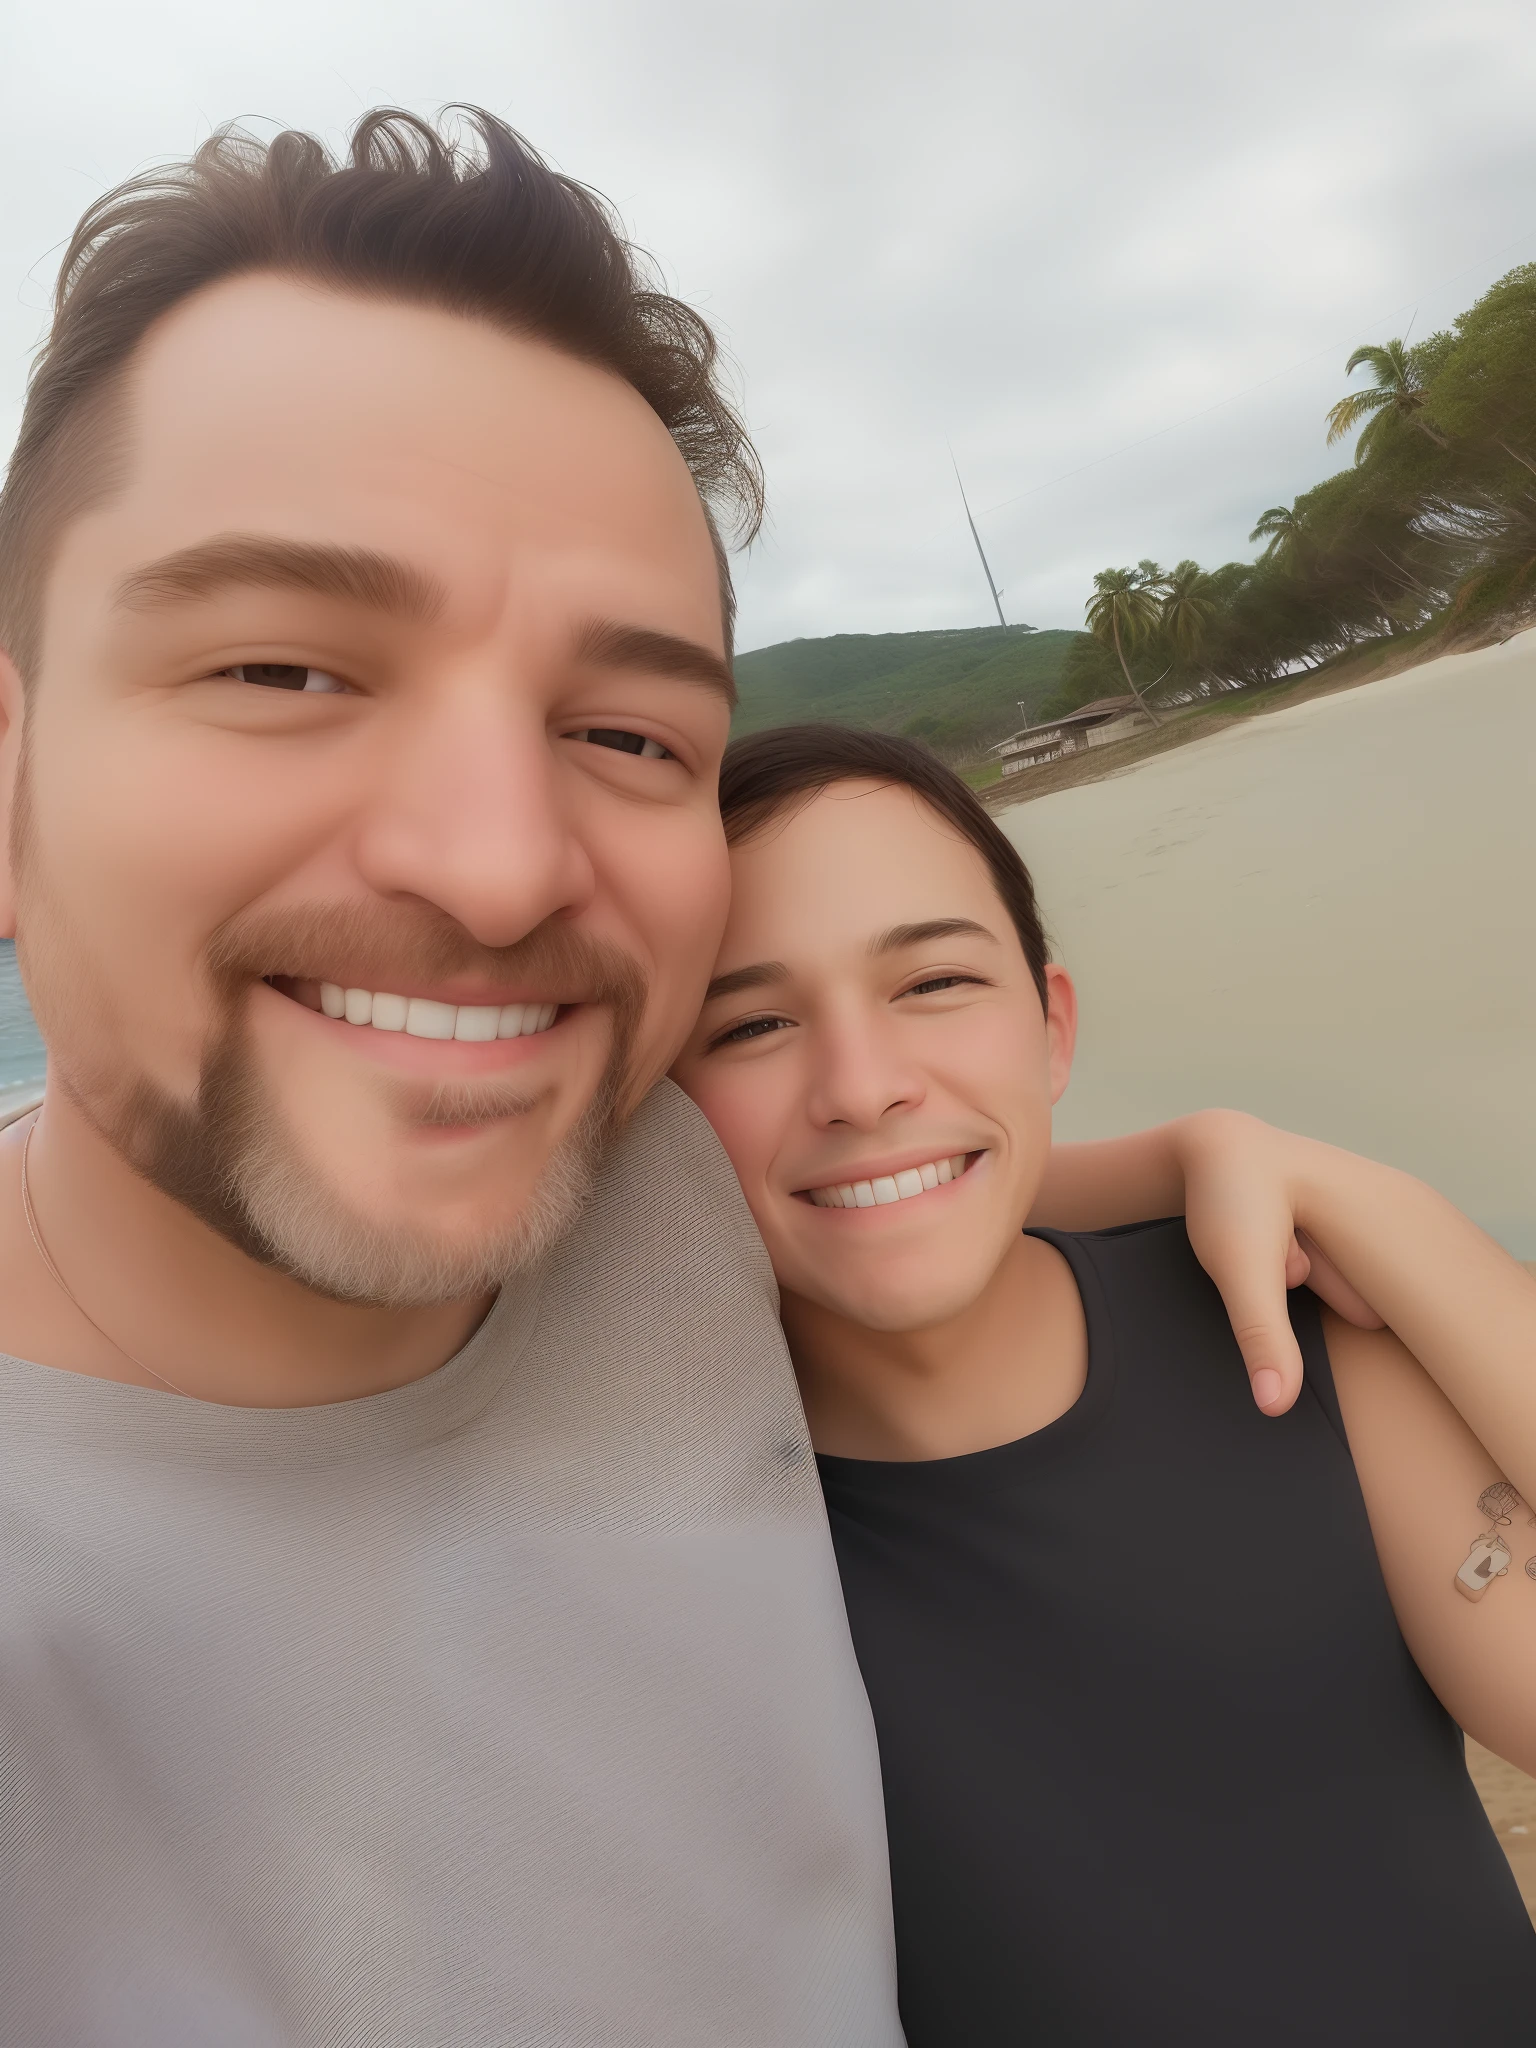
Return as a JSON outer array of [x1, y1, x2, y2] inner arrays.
[[782, 1232, 1087, 1461], [0, 1093, 493, 1406]]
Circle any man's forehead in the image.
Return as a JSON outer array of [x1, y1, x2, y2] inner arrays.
[[51, 276, 728, 652], [121, 279, 693, 506]]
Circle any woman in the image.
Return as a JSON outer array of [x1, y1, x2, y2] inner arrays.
[[671, 724, 1536, 2047]]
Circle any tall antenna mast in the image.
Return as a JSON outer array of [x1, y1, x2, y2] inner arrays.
[[951, 453, 1008, 630]]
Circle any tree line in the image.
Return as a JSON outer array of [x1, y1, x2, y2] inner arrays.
[[1047, 262, 1536, 721]]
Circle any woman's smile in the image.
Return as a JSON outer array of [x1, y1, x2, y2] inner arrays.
[[796, 1150, 984, 1209]]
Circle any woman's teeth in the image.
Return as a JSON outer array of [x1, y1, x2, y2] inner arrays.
[[317, 984, 559, 1042], [807, 1155, 971, 1209]]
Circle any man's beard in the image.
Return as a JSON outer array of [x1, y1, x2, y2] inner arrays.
[[29, 897, 648, 1311]]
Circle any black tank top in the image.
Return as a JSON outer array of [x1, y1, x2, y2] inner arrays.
[[819, 1220, 1536, 2046]]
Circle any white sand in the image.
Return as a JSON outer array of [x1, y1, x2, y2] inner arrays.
[[998, 633, 1536, 1257]]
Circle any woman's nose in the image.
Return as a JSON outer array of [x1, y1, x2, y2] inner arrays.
[[806, 1016, 927, 1132]]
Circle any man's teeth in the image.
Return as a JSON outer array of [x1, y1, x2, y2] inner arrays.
[[317, 985, 559, 1041], [808, 1155, 971, 1209]]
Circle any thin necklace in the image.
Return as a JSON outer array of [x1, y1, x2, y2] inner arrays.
[[20, 1114, 190, 1398]]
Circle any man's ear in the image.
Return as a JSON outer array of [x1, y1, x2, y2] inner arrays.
[[1043, 962, 1077, 1105], [0, 650, 26, 940]]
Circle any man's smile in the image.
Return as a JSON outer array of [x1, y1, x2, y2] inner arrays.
[[261, 976, 583, 1081], [274, 977, 562, 1042]]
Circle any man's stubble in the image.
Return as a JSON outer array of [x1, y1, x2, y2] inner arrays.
[[13, 783, 649, 1309], [123, 1018, 630, 1309]]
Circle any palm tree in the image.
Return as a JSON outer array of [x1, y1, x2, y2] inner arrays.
[[1325, 340, 1448, 461], [1159, 559, 1216, 657], [1084, 567, 1163, 725], [1249, 503, 1308, 568]]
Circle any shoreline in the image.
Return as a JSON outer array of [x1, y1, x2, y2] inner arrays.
[[980, 621, 1534, 810], [0, 1077, 44, 1123]]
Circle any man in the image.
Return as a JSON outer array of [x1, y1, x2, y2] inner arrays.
[[0, 109, 904, 2045]]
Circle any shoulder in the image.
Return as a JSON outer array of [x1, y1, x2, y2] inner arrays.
[[580, 1079, 778, 1308], [1032, 1214, 1207, 1306], [1031, 1215, 1192, 1262]]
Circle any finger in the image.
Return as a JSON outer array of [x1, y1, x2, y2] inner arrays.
[[1284, 1235, 1311, 1291], [1183, 1177, 1309, 1416], [1201, 1266, 1306, 1416], [1229, 1315, 1305, 1415], [1294, 1229, 1385, 1329]]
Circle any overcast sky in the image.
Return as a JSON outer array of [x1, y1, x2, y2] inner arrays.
[[4, 0, 1535, 653]]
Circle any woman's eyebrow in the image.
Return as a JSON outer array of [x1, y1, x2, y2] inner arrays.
[[869, 918, 998, 955], [703, 961, 790, 1002]]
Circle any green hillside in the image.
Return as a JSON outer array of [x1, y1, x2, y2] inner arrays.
[[731, 625, 1083, 758]]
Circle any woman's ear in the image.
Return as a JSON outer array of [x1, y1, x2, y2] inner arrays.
[[1043, 963, 1077, 1105], [0, 651, 25, 941]]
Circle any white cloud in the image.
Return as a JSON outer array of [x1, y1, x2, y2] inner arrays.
[[4, 0, 1535, 650]]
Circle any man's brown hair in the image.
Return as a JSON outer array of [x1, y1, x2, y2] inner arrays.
[[0, 106, 763, 679], [717, 724, 1052, 1011]]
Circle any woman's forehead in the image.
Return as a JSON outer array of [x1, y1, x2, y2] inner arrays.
[[723, 782, 999, 948]]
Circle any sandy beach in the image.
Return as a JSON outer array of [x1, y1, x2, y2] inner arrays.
[[1001, 630, 1536, 1258], [1000, 636, 1536, 1918]]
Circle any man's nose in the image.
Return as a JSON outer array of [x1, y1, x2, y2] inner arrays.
[[353, 681, 595, 947], [807, 1011, 927, 1133]]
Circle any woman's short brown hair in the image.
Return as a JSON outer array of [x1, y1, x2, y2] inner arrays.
[[717, 724, 1052, 1012], [0, 105, 763, 679]]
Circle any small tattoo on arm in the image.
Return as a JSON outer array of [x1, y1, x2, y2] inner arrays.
[[1456, 1481, 1536, 1602]]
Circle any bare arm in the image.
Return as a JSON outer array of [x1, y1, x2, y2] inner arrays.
[[1327, 1310, 1536, 1776], [1030, 1128, 1186, 1232], [1286, 1141, 1536, 1499]]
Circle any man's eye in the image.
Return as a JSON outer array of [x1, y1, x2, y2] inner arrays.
[[223, 663, 348, 694], [904, 975, 979, 996], [568, 728, 673, 760]]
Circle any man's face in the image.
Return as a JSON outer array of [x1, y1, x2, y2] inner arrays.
[[0, 276, 733, 1304]]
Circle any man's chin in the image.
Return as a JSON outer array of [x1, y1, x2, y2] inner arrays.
[[70, 1042, 615, 1310], [237, 1133, 606, 1309]]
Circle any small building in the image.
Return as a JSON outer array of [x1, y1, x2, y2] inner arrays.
[[990, 696, 1154, 776]]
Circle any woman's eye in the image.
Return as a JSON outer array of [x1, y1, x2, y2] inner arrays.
[[904, 975, 979, 997], [715, 1015, 791, 1047], [223, 663, 349, 695], [567, 728, 673, 760]]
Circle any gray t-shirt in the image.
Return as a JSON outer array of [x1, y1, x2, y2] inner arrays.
[[0, 1082, 903, 2048]]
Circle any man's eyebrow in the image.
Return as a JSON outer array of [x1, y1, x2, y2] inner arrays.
[[870, 917, 1000, 955], [702, 961, 789, 1002], [576, 618, 736, 708], [112, 534, 448, 622]]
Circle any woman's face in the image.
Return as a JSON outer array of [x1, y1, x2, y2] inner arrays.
[[670, 780, 1076, 1334]]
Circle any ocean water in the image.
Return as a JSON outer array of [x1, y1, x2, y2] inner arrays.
[[0, 941, 46, 1090]]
